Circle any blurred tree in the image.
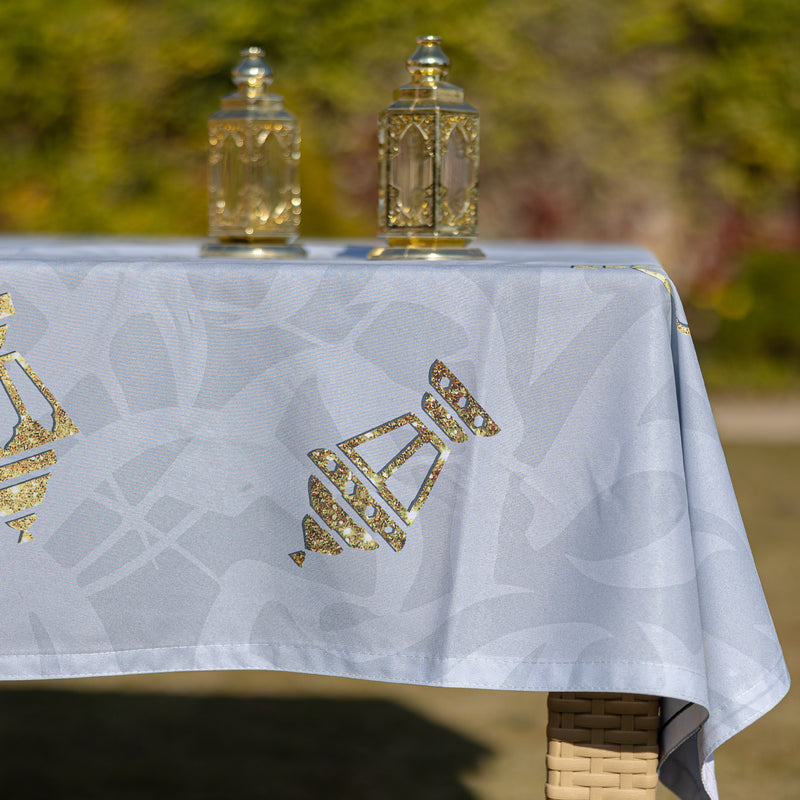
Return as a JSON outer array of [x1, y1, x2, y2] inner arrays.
[[688, 250, 800, 389], [0, 0, 798, 287]]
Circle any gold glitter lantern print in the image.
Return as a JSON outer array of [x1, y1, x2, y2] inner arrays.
[[290, 360, 500, 567], [0, 294, 79, 542]]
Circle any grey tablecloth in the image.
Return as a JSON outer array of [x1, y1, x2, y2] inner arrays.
[[0, 237, 789, 800]]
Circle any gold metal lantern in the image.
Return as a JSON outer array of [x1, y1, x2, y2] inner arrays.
[[202, 47, 305, 258], [369, 36, 484, 260]]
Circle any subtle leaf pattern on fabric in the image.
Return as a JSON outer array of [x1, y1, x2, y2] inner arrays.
[[0, 240, 788, 800]]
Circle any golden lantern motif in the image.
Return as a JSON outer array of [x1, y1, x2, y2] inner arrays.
[[288, 360, 501, 568], [369, 36, 484, 260], [0, 293, 79, 543], [202, 47, 305, 258]]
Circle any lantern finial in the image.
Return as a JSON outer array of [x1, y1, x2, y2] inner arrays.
[[406, 36, 450, 84], [232, 47, 274, 100]]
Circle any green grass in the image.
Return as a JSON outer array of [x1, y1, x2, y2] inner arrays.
[[0, 442, 796, 799]]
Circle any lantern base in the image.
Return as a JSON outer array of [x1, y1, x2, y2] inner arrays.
[[367, 245, 485, 261], [201, 240, 307, 259]]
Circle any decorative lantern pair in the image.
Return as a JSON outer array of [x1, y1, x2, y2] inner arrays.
[[203, 38, 483, 260]]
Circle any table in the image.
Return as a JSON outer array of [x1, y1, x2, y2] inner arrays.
[[0, 237, 789, 800]]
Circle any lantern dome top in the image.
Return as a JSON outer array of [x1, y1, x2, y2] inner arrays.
[[406, 36, 450, 84], [215, 46, 288, 114], [232, 47, 274, 99], [389, 35, 473, 111]]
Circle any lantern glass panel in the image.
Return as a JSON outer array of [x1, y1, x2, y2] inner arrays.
[[441, 126, 473, 223], [254, 131, 285, 222], [222, 134, 244, 219], [393, 125, 433, 226]]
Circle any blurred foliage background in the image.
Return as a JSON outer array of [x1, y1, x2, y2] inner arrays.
[[1, 0, 799, 389]]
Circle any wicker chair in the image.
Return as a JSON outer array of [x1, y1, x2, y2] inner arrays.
[[546, 693, 660, 799]]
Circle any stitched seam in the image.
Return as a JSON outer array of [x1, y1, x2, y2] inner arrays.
[[0, 642, 709, 679]]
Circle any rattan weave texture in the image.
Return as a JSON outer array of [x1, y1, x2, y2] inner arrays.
[[546, 693, 659, 800]]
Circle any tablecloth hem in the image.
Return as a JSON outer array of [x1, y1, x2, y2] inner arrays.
[[0, 643, 710, 700], [700, 657, 790, 761]]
